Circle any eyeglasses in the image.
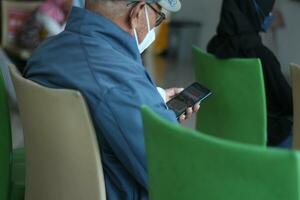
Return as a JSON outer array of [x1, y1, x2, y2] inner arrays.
[[146, 3, 166, 27], [127, 1, 166, 27]]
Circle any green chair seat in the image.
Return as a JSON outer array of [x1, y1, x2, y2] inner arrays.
[[192, 47, 267, 146]]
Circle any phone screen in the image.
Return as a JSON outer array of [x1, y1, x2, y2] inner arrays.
[[166, 82, 212, 118]]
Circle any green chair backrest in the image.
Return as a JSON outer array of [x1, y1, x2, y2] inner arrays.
[[0, 69, 12, 200], [142, 106, 300, 200], [192, 47, 267, 146]]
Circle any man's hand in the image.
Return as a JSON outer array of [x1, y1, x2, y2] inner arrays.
[[178, 104, 200, 123], [165, 88, 200, 123], [165, 88, 184, 102]]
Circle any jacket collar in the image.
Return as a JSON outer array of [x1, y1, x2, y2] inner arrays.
[[65, 7, 141, 63]]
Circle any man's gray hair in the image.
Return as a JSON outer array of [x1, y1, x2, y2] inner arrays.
[[86, 0, 129, 16]]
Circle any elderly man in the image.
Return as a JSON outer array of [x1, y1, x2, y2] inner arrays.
[[24, 0, 199, 199]]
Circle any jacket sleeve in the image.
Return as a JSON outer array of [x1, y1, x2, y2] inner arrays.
[[94, 82, 177, 189]]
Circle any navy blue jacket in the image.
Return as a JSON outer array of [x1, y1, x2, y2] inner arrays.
[[24, 7, 177, 200]]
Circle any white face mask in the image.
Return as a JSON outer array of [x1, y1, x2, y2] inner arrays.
[[133, 6, 156, 54]]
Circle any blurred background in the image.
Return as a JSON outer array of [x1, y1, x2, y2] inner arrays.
[[1, 0, 300, 147]]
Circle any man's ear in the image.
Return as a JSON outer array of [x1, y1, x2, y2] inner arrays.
[[129, 1, 146, 29]]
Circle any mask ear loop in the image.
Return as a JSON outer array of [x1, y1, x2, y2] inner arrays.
[[130, 4, 140, 46], [133, 28, 139, 45], [145, 6, 151, 32], [133, 6, 147, 46], [133, 6, 152, 47]]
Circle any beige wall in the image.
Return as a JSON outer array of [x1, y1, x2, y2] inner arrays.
[[275, 0, 300, 80], [172, 0, 222, 50]]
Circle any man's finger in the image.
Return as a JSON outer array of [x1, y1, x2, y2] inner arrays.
[[193, 103, 200, 112], [174, 88, 184, 95], [186, 107, 193, 119], [179, 114, 186, 123]]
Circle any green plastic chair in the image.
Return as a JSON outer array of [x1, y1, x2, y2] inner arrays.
[[192, 47, 267, 146], [142, 106, 300, 200], [0, 69, 25, 200]]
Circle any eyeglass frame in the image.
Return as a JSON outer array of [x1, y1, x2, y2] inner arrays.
[[127, 1, 166, 27]]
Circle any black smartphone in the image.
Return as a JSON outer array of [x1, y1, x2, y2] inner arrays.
[[166, 82, 212, 118]]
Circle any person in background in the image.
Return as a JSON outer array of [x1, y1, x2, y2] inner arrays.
[[207, 0, 293, 147], [36, 0, 72, 36], [16, 0, 72, 49], [24, 0, 199, 199]]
